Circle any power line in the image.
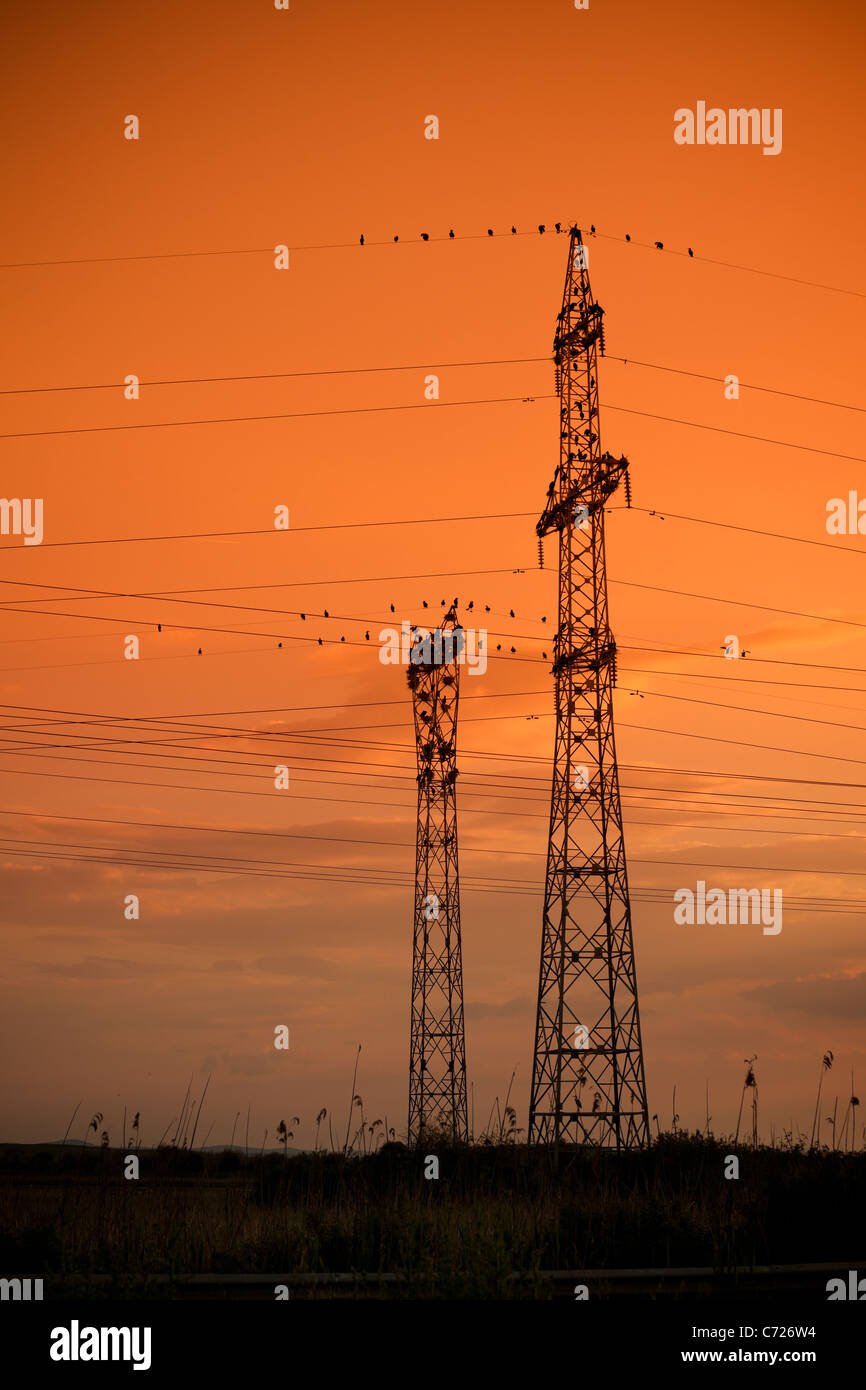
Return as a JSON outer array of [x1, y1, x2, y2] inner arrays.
[[3, 392, 864, 465], [4, 351, 863, 417], [2, 220, 862, 299]]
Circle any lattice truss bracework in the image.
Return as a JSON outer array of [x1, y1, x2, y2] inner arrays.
[[407, 606, 469, 1145], [528, 226, 650, 1149]]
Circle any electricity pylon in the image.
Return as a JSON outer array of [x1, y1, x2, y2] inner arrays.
[[407, 605, 469, 1144], [528, 227, 649, 1148]]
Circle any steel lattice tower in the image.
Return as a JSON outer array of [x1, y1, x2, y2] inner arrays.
[[528, 227, 649, 1149], [407, 605, 469, 1144]]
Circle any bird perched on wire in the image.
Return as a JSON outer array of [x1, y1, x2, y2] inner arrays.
[[487, 228, 493, 236], [449, 229, 455, 239], [390, 603, 395, 612], [317, 638, 323, 646], [555, 223, 562, 233], [360, 234, 365, 246], [300, 613, 306, 620], [394, 235, 399, 242], [655, 241, 664, 249], [157, 624, 162, 632], [421, 233, 429, 241], [324, 609, 329, 617], [688, 247, 694, 257], [422, 600, 428, 608], [509, 609, 515, 618], [590, 224, 596, 235], [625, 233, 631, 242], [538, 224, 545, 234], [511, 225, 517, 235]]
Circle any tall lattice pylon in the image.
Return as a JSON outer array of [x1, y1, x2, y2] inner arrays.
[[528, 227, 649, 1149], [407, 605, 469, 1144]]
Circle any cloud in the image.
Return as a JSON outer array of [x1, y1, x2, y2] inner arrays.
[[743, 971, 866, 1019], [465, 996, 530, 1019]]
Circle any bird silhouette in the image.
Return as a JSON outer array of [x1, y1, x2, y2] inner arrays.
[[590, 224, 596, 234], [422, 600, 428, 608], [197, 648, 202, 655], [496, 644, 501, 651], [655, 241, 664, 249], [157, 624, 161, 632], [340, 636, 346, 643], [510, 646, 516, 654], [421, 233, 429, 241], [538, 224, 545, 234], [688, 247, 694, 257], [394, 235, 399, 242], [324, 609, 329, 617], [449, 229, 455, 239], [278, 642, 282, 649], [485, 605, 491, 612], [509, 609, 515, 618], [317, 638, 323, 646], [365, 631, 370, 640], [360, 234, 365, 246], [542, 651, 547, 660], [390, 603, 395, 612], [555, 222, 562, 233], [300, 613, 306, 620], [487, 228, 493, 236], [511, 226, 517, 234], [625, 233, 631, 242]]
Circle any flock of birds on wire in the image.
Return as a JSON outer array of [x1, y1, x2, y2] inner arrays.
[[357, 222, 695, 257]]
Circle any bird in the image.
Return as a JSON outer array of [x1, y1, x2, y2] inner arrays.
[[509, 609, 515, 618], [394, 235, 399, 242], [590, 224, 596, 235], [467, 601, 474, 611], [360, 234, 365, 246], [278, 642, 282, 649], [625, 233, 631, 242], [365, 631, 370, 640], [487, 228, 493, 236], [496, 644, 501, 652], [340, 636, 346, 643], [555, 222, 562, 233], [542, 651, 547, 660], [510, 646, 516, 654], [449, 229, 455, 239], [538, 224, 545, 234], [541, 616, 547, 623], [157, 624, 161, 632], [688, 247, 694, 257], [300, 613, 306, 620], [421, 232, 429, 241], [390, 603, 395, 612], [422, 600, 428, 608], [324, 609, 329, 617], [485, 605, 491, 613], [655, 240, 664, 249], [317, 638, 323, 646], [511, 225, 517, 235], [197, 648, 202, 655]]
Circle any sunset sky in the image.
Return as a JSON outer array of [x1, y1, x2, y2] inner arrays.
[[1, 0, 865, 1149]]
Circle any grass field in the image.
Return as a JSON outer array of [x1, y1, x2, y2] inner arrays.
[[1, 1135, 863, 1299]]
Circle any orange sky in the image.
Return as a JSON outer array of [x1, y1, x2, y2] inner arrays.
[[1, 0, 865, 1147]]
